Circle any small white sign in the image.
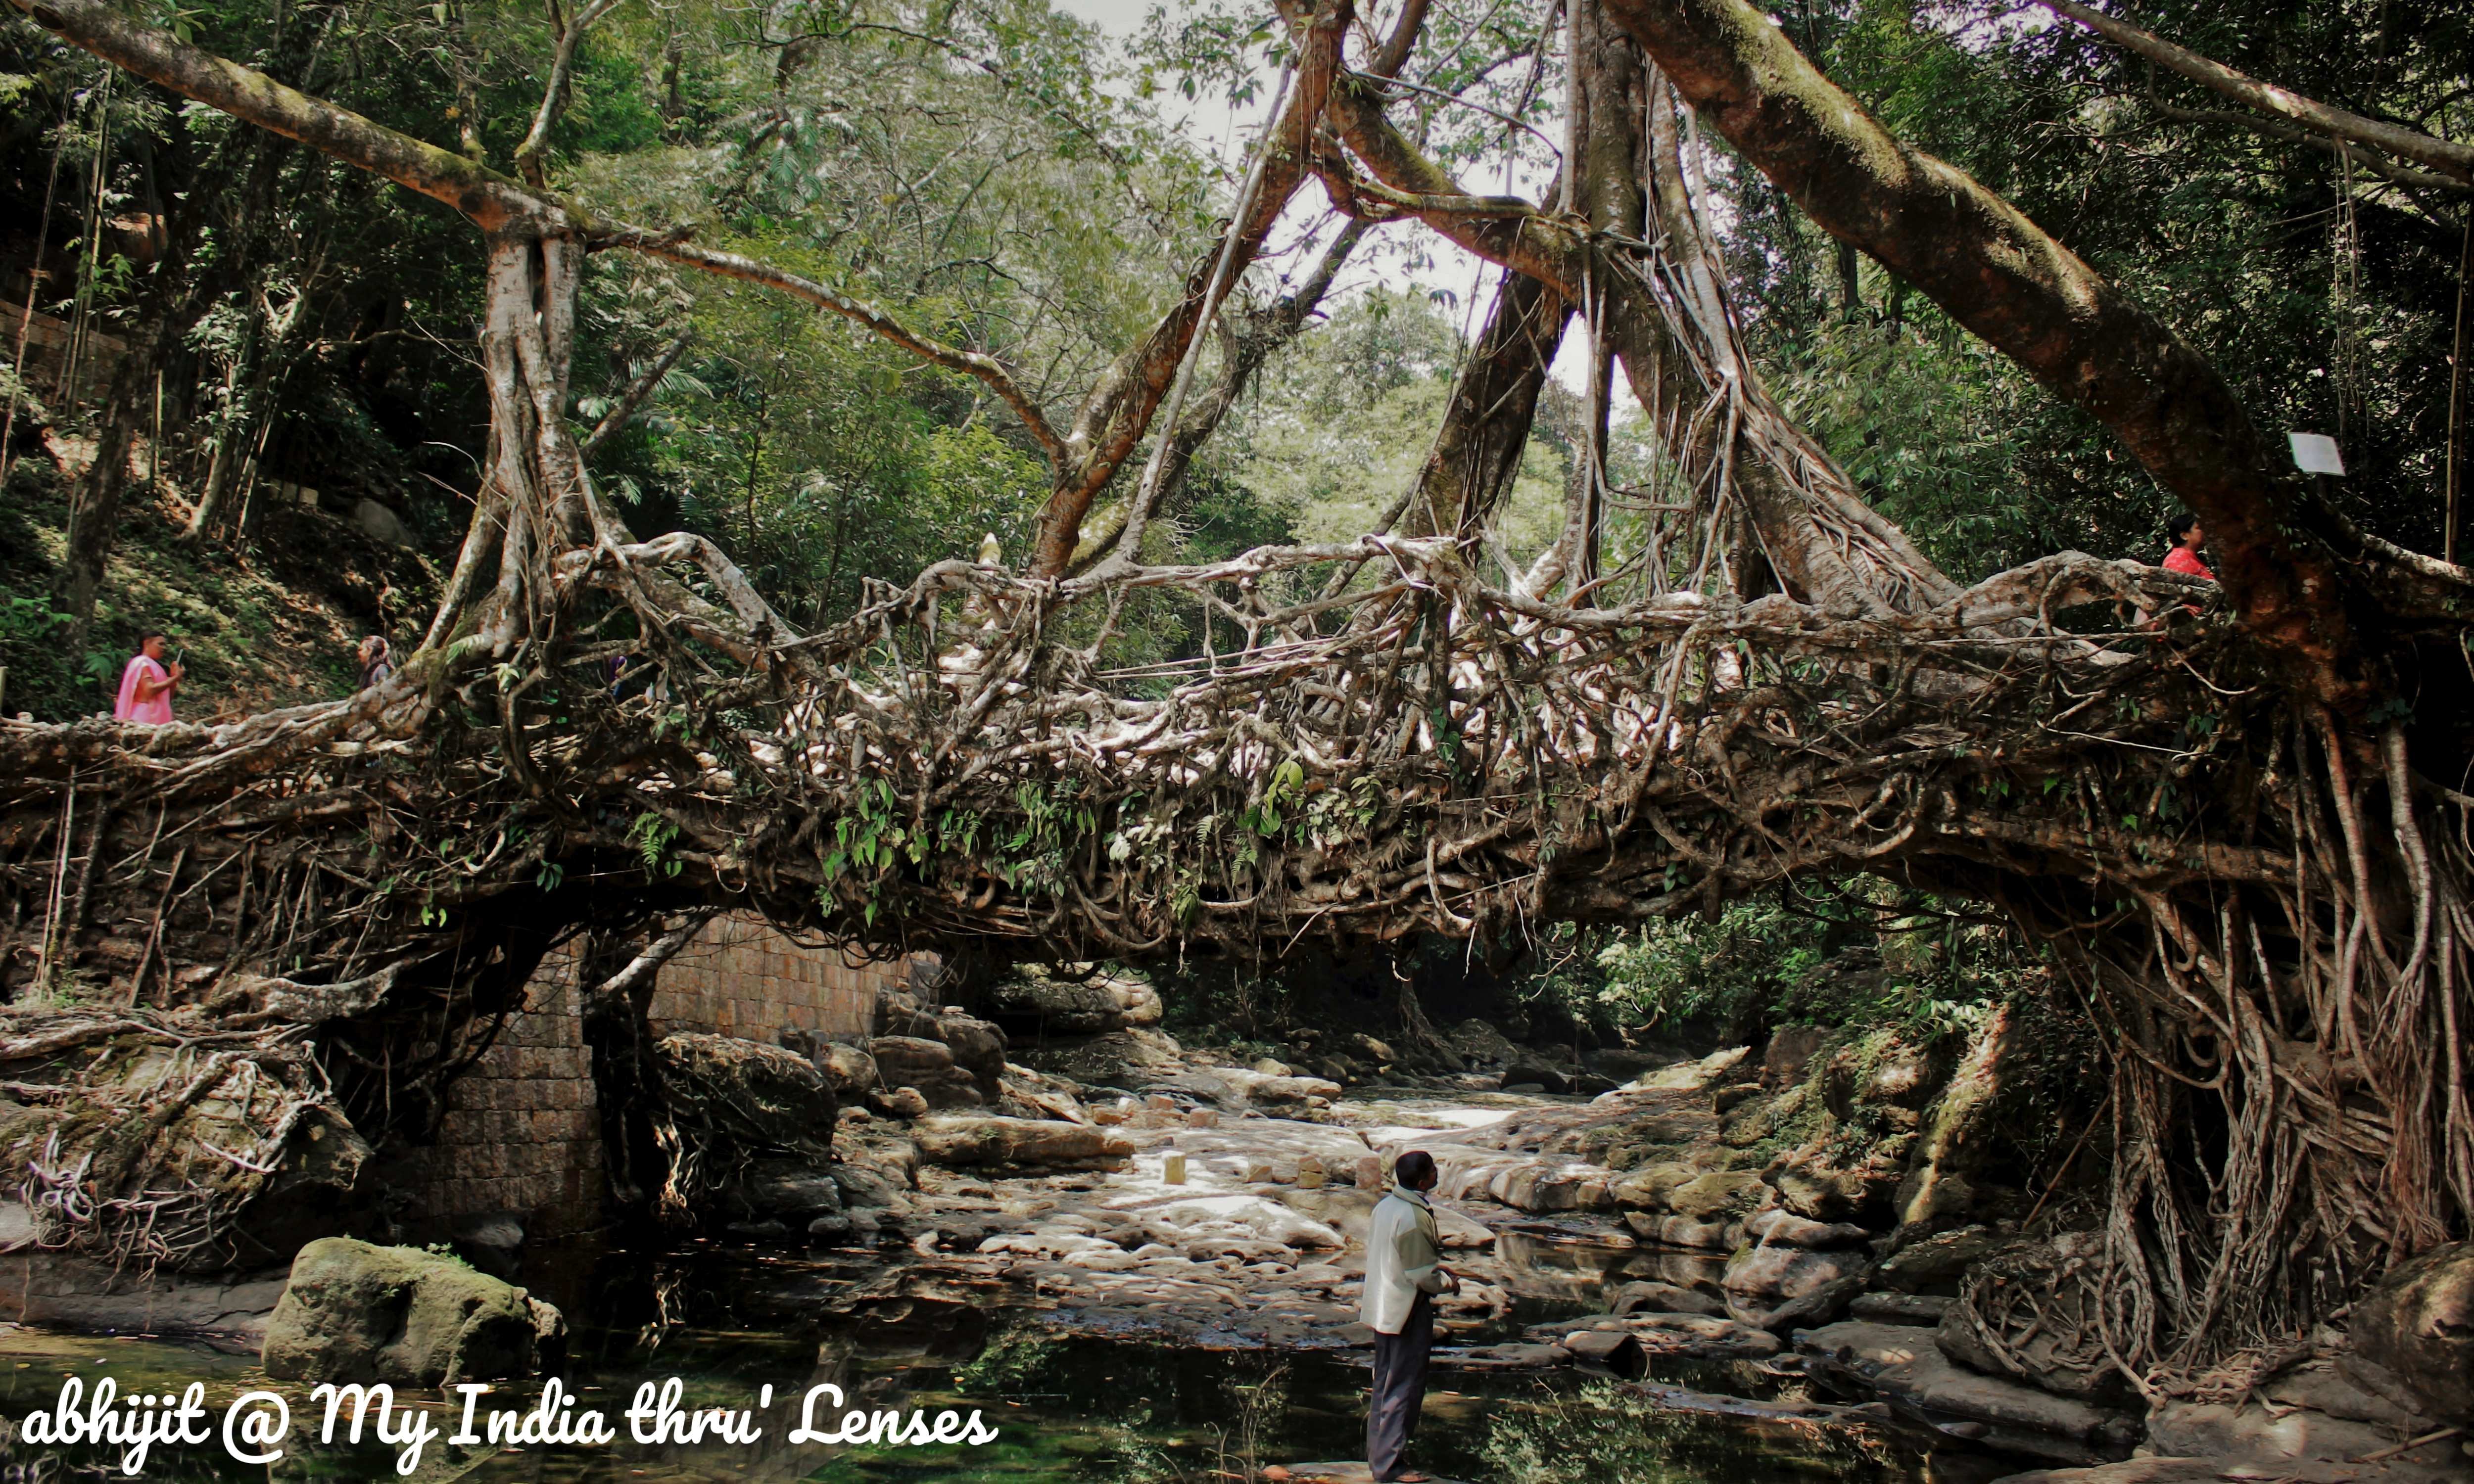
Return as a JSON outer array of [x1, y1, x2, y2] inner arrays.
[[2290, 432, 2346, 476]]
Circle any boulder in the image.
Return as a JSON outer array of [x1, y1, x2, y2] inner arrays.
[[2266, 1358, 2433, 1431], [1012, 1026, 1187, 1089], [1444, 1019, 1524, 1068], [980, 965, 1164, 1036], [1876, 1225, 2002, 1295], [352, 498, 413, 545], [869, 1086, 932, 1119], [1558, 1329, 1648, 1376], [868, 1036, 983, 1109], [446, 1214, 525, 1282], [1724, 1244, 1868, 1330], [809, 1042, 881, 1101], [1609, 1161, 1696, 1211], [2347, 1239, 2474, 1422], [1770, 1133, 1911, 1222], [740, 1159, 846, 1221], [911, 1115, 1134, 1167], [997, 1063, 1092, 1124], [1937, 1233, 2135, 1408], [930, 1013, 1009, 1101], [262, 1239, 563, 1386], [653, 1033, 836, 1216], [656, 1033, 836, 1150], [1666, 1170, 1766, 1220], [1504, 1057, 1573, 1095], [1745, 1207, 1871, 1249], [1762, 1026, 1831, 1085]]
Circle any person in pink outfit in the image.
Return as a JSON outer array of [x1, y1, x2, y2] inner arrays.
[[114, 632, 182, 724]]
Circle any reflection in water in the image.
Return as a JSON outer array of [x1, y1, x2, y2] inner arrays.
[[1480, 1383, 1913, 1484], [0, 1245, 1920, 1484]]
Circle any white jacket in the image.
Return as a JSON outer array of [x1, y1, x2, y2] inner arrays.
[[1361, 1185, 1451, 1335]]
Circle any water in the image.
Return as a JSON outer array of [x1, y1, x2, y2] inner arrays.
[[0, 1244, 1923, 1484]]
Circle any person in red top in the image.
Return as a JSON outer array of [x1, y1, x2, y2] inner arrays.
[[2151, 511, 2216, 622], [2162, 512, 2215, 582]]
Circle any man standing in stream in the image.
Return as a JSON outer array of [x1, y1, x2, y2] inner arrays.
[[1363, 1148, 1457, 1483]]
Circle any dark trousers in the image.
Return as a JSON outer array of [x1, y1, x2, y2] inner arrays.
[[1367, 1290, 1434, 1482]]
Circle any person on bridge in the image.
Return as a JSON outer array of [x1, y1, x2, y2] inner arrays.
[[2162, 512, 2215, 584], [113, 631, 182, 724], [1363, 1148, 1458, 1483], [357, 634, 395, 690]]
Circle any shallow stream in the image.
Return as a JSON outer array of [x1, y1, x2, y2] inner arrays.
[[0, 1237, 1923, 1484]]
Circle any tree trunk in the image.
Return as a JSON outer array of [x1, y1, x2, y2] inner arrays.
[[50, 337, 153, 650], [1400, 268, 1570, 543]]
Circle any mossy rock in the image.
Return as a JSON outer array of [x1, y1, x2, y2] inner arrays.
[[261, 1237, 563, 1386]]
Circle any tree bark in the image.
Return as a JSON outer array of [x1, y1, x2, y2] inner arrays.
[[50, 343, 148, 649], [1402, 268, 1571, 543]]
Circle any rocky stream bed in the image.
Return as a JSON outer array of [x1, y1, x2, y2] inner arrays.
[[0, 985, 2466, 1484]]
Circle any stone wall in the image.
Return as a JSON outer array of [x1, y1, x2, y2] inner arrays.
[[647, 912, 930, 1043], [397, 948, 604, 1239], [401, 914, 924, 1237]]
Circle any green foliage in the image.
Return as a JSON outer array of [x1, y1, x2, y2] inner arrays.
[[1732, 0, 2471, 567], [627, 811, 682, 879], [1515, 879, 2035, 1047]]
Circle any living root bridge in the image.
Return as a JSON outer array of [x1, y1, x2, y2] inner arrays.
[[15, 518, 2471, 1391]]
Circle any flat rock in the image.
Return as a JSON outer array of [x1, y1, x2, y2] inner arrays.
[[2145, 1397, 2451, 1471], [1273, 1463, 1476, 1484], [1849, 1291, 1950, 1327], [912, 1115, 1134, 1166], [0, 1244, 285, 1346], [1799, 1321, 2132, 1464], [1622, 1211, 1736, 1250], [1627, 1047, 1754, 1093], [1745, 1207, 1872, 1249], [1435, 1342, 1570, 1373], [1612, 1279, 1726, 1317], [1536, 1310, 1781, 1360]]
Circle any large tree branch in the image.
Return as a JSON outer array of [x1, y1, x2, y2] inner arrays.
[[2139, 90, 2469, 198], [614, 233, 1068, 471], [9, 0, 548, 231], [1069, 221, 1370, 573], [1408, 264, 1571, 543], [1026, 0, 1352, 576], [1604, 0, 2362, 695], [1312, 4, 1955, 616], [515, 0, 627, 184], [2038, 0, 2474, 187]]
